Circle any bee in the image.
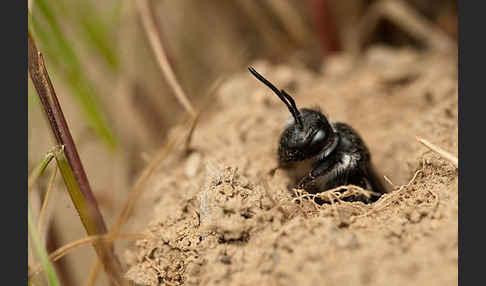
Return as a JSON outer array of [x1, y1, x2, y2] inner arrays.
[[248, 67, 388, 201]]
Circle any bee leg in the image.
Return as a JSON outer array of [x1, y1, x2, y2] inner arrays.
[[296, 160, 332, 190]]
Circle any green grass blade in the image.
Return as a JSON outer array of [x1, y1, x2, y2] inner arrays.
[[77, 3, 119, 72], [28, 203, 61, 286], [53, 146, 94, 229], [29, 33, 126, 285], [53, 146, 125, 285], [28, 151, 55, 192], [30, 0, 118, 150]]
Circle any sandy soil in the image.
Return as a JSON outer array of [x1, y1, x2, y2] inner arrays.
[[123, 45, 458, 286]]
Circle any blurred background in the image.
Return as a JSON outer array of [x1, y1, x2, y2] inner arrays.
[[28, 0, 457, 285]]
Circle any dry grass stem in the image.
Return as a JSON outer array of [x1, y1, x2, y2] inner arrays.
[[184, 112, 201, 154], [87, 115, 197, 285], [85, 261, 103, 286], [29, 31, 124, 286], [182, 73, 234, 154], [37, 165, 57, 240], [29, 233, 148, 279], [109, 116, 194, 238], [383, 175, 398, 189], [416, 136, 458, 168], [135, 0, 196, 117]]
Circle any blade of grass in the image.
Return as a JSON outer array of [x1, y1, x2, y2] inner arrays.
[[28, 151, 55, 192], [29, 203, 61, 286], [28, 149, 55, 285], [53, 141, 126, 286], [30, 1, 118, 149], [28, 6, 61, 68], [28, 32, 126, 286], [76, 2, 119, 72]]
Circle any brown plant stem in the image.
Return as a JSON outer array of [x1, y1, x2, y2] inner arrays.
[[87, 114, 197, 285], [135, 0, 196, 117], [37, 164, 57, 240], [29, 233, 147, 278], [28, 31, 125, 286], [416, 136, 458, 168]]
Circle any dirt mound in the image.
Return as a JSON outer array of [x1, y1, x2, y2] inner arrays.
[[124, 46, 458, 286]]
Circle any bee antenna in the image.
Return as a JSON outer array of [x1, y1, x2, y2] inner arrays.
[[280, 89, 304, 128], [248, 66, 304, 128]]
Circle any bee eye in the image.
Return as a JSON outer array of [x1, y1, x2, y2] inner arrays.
[[309, 129, 326, 149]]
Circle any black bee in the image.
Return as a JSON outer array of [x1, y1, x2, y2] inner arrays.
[[248, 67, 388, 201]]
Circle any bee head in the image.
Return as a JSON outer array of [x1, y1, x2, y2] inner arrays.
[[248, 67, 339, 162]]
